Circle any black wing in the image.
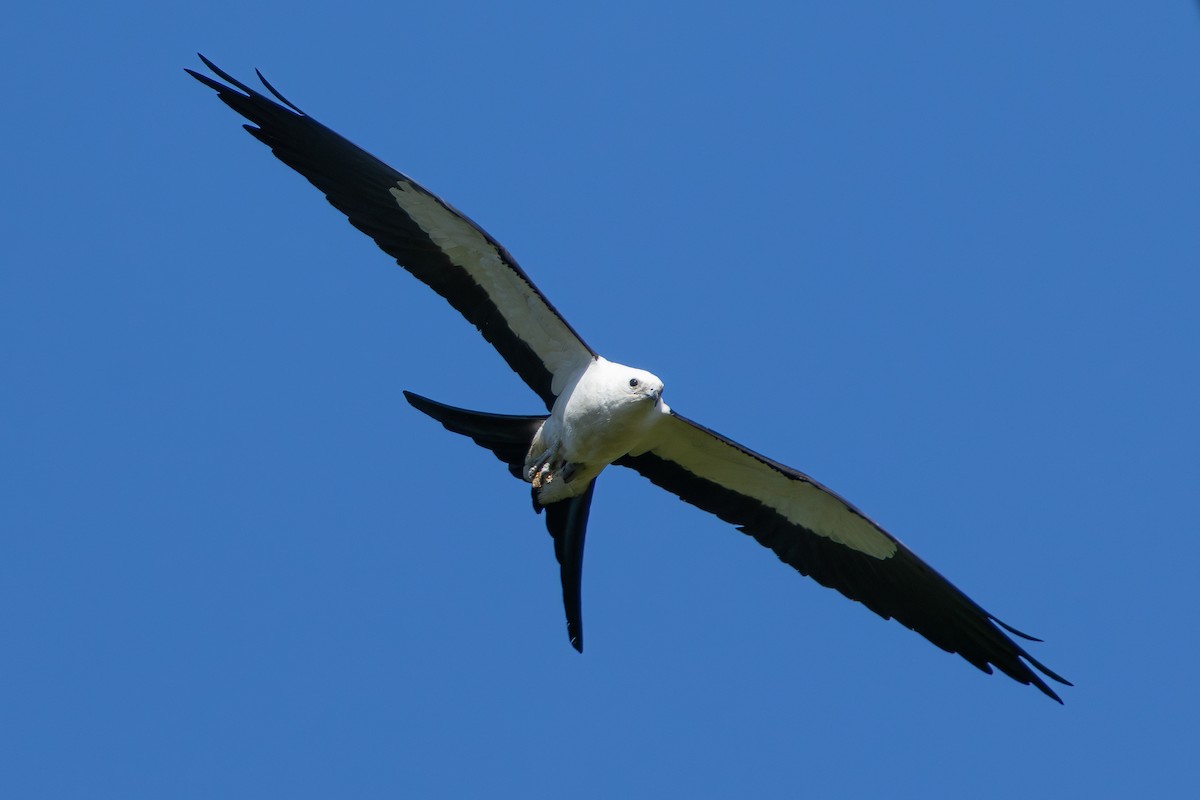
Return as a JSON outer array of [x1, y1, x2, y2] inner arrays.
[[619, 412, 1071, 702], [189, 56, 595, 409]]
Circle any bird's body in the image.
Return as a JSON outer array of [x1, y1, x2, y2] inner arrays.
[[530, 359, 666, 504], [189, 56, 1070, 701]]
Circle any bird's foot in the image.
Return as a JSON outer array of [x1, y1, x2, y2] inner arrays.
[[531, 462, 555, 489]]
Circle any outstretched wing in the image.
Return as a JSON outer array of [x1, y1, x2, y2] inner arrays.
[[618, 412, 1071, 702], [188, 56, 595, 409]]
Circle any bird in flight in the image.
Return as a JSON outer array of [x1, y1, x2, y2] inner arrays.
[[188, 55, 1070, 702]]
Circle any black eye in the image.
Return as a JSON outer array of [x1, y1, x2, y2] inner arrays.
[[629, 378, 639, 388]]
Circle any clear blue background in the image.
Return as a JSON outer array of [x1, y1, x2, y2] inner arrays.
[[3, 2, 1198, 797]]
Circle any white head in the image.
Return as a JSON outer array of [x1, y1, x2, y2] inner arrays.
[[622, 366, 665, 407], [565, 357, 666, 417], [551, 358, 668, 466], [555, 357, 669, 424]]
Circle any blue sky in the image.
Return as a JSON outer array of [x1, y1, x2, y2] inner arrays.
[[3, 2, 1199, 797]]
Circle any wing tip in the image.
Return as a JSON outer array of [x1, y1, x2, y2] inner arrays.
[[187, 54, 306, 117], [985, 614, 1071, 701]]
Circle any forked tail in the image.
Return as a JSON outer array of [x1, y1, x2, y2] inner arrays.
[[403, 391, 595, 652]]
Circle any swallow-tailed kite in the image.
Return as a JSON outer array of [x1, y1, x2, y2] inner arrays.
[[189, 56, 1070, 702]]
